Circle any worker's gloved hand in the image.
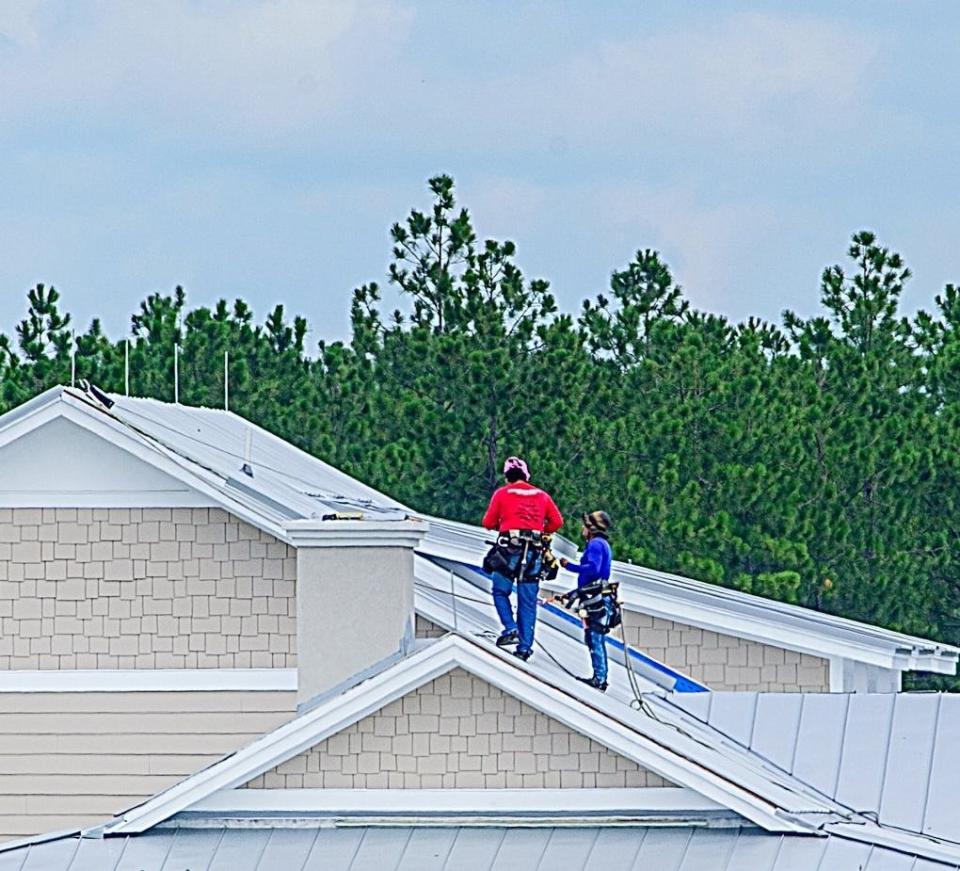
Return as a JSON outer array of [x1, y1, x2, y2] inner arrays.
[[559, 557, 569, 568]]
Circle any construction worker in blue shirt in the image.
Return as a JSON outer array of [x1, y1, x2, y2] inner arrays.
[[555, 511, 616, 691]]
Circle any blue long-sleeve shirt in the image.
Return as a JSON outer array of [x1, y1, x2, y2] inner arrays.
[[563, 536, 612, 589]]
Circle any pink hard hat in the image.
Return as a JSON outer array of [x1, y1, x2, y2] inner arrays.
[[503, 456, 530, 480]]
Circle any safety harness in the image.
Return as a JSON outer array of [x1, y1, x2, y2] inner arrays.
[[560, 579, 622, 634]]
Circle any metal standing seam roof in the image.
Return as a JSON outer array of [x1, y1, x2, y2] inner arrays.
[[669, 690, 960, 845], [2, 827, 959, 871], [413, 553, 707, 696], [3, 386, 955, 674]]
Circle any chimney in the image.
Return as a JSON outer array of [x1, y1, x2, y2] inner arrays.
[[284, 518, 429, 706]]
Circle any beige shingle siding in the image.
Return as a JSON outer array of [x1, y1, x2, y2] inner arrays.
[[245, 668, 673, 789], [0, 690, 297, 841], [414, 615, 447, 639], [0, 507, 297, 669], [622, 612, 830, 691]]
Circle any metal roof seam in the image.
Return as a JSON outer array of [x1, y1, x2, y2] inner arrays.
[[746, 692, 760, 748], [875, 695, 900, 825], [918, 693, 944, 835], [210, 827, 229, 871], [486, 828, 510, 871], [715, 826, 742, 871], [435, 825, 459, 871], [388, 826, 416, 871], [788, 695, 806, 776], [830, 693, 854, 800], [810, 831, 833, 871], [343, 825, 368, 871], [578, 828, 603, 871], [672, 828, 697, 871], [530, 826, 555, 871], [108, 829, 130, 871]]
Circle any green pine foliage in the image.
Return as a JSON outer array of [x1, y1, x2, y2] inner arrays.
[[3, 179, 960, 683]]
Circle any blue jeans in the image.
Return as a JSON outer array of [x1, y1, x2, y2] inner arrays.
[[490, 549, 543, 655], [584, 598, 615, 683]]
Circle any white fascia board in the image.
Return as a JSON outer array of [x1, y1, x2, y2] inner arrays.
[[193, 787, 727, 816], [105, 636, 815, 837], [616, 587, 898, 670], [0, 668, 296, 693], [617, 585, 957, 674]]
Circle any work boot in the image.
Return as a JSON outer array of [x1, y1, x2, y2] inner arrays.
[[576, 676, 608, 692], [495, 630, 519, 648], [512, 649, 532, 662]]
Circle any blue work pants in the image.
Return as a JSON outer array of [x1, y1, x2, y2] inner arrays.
[[584, 597, 615, 683], [490, 549, 543, 655]]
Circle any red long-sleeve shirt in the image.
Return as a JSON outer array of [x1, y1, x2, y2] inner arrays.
[[482, 482, 563, 533]]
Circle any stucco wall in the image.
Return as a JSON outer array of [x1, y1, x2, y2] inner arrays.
[[622, 612, 830, 692], [245, 667, 672, 789], [0, 507, 296, 669], [0, 689, 297, 842]]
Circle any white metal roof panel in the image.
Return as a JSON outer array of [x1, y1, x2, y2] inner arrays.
[[789, 694, 848, 796], [751, 694, 804, 772], [670, 692, 960, 845], [924, 695, 960, 837], [395, 828, 459, 871], [833, 694, 896, 812], [719, 830, 784, 870], [698, 692, 757, 745], [5, 828, 960, 871], [581, 828, 649, 871], [879, 693, 941, 831]]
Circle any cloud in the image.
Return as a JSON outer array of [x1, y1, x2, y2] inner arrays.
[[472, 11, 884, 155], [0, 0, 413, 141], [0, 5, 882, 154]]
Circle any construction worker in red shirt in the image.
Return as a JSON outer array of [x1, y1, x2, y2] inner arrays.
[[481, 456, 563, 660]]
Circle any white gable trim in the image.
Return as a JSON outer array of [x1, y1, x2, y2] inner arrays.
[[0, 388, 290, 538], [104, 635, 824, 836]]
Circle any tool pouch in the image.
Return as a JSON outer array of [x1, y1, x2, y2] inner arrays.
[[576, 581, 622, 634], [482, 545, 511, 576]]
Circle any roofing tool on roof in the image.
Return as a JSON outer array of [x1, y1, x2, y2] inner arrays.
[[241, 426, 253, 476], [321, 511, 364, 521], [78, 379, 114, 409]]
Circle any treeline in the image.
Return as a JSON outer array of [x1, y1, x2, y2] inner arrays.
[[3, 176, 960, 672]]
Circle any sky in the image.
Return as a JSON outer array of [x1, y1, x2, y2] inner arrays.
[[1, 1, 959, 350]]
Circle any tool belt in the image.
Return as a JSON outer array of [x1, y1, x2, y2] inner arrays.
[[482, 530, 553, 583], [561, 580, 622, 634]]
